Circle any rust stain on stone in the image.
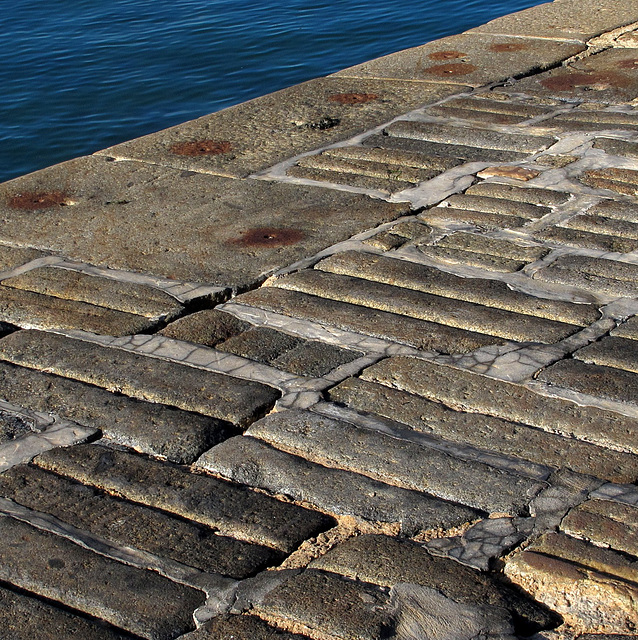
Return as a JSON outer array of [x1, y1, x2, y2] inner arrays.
[[540, 71, 631, 91], [428, 50, 466, 61], [7, 191, 70, 210], [490, 42, 527, 52], [170, 140, 232, 156], [328, 93, 379, 105], [424, 63, 478, 76], [230, 227, 305, 248], [618, 57, 638, 70]]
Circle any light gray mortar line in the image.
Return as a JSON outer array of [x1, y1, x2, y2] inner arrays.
[[0, 255, 64, 281], [0, 499, 234, 595], [310, 400, 552, 481], [591, 482, 638, 507]]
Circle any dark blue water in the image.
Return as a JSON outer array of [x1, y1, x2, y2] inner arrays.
[[1, 0, 545, 183]]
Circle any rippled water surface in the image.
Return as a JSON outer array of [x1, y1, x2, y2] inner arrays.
[[1, 0, 545, 182]]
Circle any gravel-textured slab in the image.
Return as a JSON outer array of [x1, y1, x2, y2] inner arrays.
[[465, 182, 570, 206], [0, 245, 45, 271], [421, 206, 530, 229], [180, 614, 311, 639], [594, 137, 638, 158], [535, 226, 638, 253], [576, 336, 638, 373], [159, 309, 250, 346], [581, 168, 638, 196], [565, 214, 638, 240]]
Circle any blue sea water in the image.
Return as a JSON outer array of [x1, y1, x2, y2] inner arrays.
[[0, 0, 545, 183]]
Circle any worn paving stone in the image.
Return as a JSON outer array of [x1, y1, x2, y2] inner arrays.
[[0, 584, 132, 640], [594, 137, 638, 158], [549, 111, 638, 132], [180, 614, 311, 639], [431, 95, 553, 119], [328, 377, 638, 483], [534, 226, 638, 253], [581, 168, 638, 196], [0, 156, 409, 288], [0, 361, 229, 465], [612, 315, 638, 340], [416, 244, 527, 271], [562, 499, 638, 558], [538, 358, 638, 406], [0, 245, 45, 271], [466, 182, 570, 207], [362, 357, 638, 455], [196, 436, 479, 533], [445, 193, 552, 219], [3, 267, 183, 319], [322, 145, 463, 171], [0, 330, 279, 428], [427, 105, 531, 125], [247, 409, 545, 515], [34, 443, 334, 553], [0, 410, 37, 445], [310, 534, 558, 636], [217, 327, 303, 363], [0, 285, 157, 336], [236, 286, 503, 354], [0, 516, 205, 640], [97, 77, 467, 177], [564, 213, 638, 240], [159, 309, 250, 347], [588, 199, 638, 222], [421, 205, 530, 229], [333, 32, 583, 86], [433, 232, 548, 262], [272, 269, 579, 344], [576, 336, 638, 373], [270, 340, 361, 378], [364, 220, 433, 251], [317, 251, 599, 326], [0, 464, 282, 578]]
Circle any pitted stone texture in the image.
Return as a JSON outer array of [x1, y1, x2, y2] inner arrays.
[[34, 444, 333, 553], [196, 435, 479, 533], [271, 269, 579, 344], [576, 336, 638, 373], [0, 516, 205, 640], [594, 137, 638, 158], [613, 316, 638, 340], [159, 309, 251, 347], [333, 32, 583, 86], [311, 535, 558, 636], [581, 168, 638, 197], [217, 326, 302, 362], [97, 77, 466, 177], [0, 330, 279, 428], [181, 615, 311, 639], [364, 220, 432, 251], [0, 285, 157, 335], [270, 340, 362, 378], [0, 584, 131, 640], [588, 199, 638, 222], [465, 182, 570, 207], [535, 226, 638, 253], [317, 251, 598, 326], [0, 410, 37, 445], [246, 409, 544, 515], [0, 156, 409, 288], [0, 464, 282, 578], [0, 361, 229, 464], [0, 245, 45, 271], [563, 214, 638, 242], [562, 499, 638, 558], [3, 267, 183, 319], [427, 96, 553, 125], [444, 193, 552, 219], [328, 378, 638, 483], [362, 357, 638, 455], [548, 110, 638, 132]]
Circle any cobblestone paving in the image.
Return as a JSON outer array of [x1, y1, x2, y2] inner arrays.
[[1, 1, 638, 638]]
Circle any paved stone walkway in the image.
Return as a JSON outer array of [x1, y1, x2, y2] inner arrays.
[[1, 1, 638, 638]]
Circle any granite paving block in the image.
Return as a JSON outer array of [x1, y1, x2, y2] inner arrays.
[[432, 232, 549, 262], [362, 357, 638, 454], [316, 251, 599, 326], [588, 199, 638, 222], [416, 244, 526, 272], [0, 516, 205, 640], [0, 464, 282, 578], [217, 327, 303, 363], [465, 182, 570, 206], [311, 534, 557, 635], [576, 336, 638, 373], [549, 111, 638, 132], [237, 286, 503, 354], [3, 267, 183, 319], [421, 206, 530, 229], [181, 614, 311, 639], [35, 444, 333, 553], [0, 410, 37, 445], [272, 269, 579, 343], [534, 226, 638, 253], [247, 409, 545, 515], [581, 168, 638, 196], [270, 340, 361, 378], [0, 245, 45, 271], [0, 330, 279, 428], [328, 377, 638, 483], [196, 436, 480, 532], [159, 309, 250, 347], [0, 584, 132, 640], [0, 156, 409, 288], [322, 145, 462, 171], [0, 285, 156, 335], [333, 32, 583, 86], [444, 193, 551, 219], [428, 95, 553, 120], [594, 137, 638, 158], [538, 359, 638, 406], [612, 316, 638, 340], [97, 77, 467, 177], [565, 213, 638, 240], [364, 220, 432, 251]]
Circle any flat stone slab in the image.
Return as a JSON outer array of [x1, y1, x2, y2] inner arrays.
[[0, 464, 282, 578], [34, 443, 333, 553], [246, 409, 545, 515], [422, 206, 530, 230], [329, 377, 638, 483], [535, 226, 638, 253], [0, 330, 279, 428], [196, 435, 479, 533], [0, 516, 205, 640], [362, 357, 638, 455], [0, 245, 45, 271], [466, 182, 570, 207], [97, 77, 466, 178], [576, 336, 638, 373], [0, 156, 409, 288], [181, 614, 311, 639], [612, 315, 638, 340]]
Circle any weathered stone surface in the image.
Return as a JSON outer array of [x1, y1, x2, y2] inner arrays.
[[589, 199, 638, 222], [0, 245, 45, 271], [272, 269, 579, 343], [217, 327, 303, 363], [322, 145, 462, 171], [34, 444, 333, 552], [334, 32, 583, 86], [0, 584, 131, 640], [328, 377, 638, 483], [594, 137, 638, 158], [551, 112, 638, 132], [271, 340, 361, 378], [196, 436, 479, 532], [181, 614, 311, 639], [0, 156, 409, 288], [612, 316, 638, 340], [445, 193, 551, 219], [0, 330, 279, 427], [0, 516, 205, 640], [477, 166, 540, 181], [576, 336, 638, 373], [534, 226, 638, 253], [432, 95, 552, 119], [362, 357, 638, 454], [421, 206, 529, 229], [416, 244, 526, 272], [0, 285, 156, 335], [236, 286, 503, 354], [317, 251, 599, 326], [0, 464, 282, 578], [581, 168, 638, 196], [159, 309, 250, 347], [247, 409, 544, 515], [427, 105, 528, 125], [364, 220, 432, 251], [432, 232, 548, 262], [0, 410, 37, 445], [0, 361, 229, 464], [3, 267, 183, 319], [465, 183, 569, 207], [565, 214, 638, 240], [562, 499, 638, 558]]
